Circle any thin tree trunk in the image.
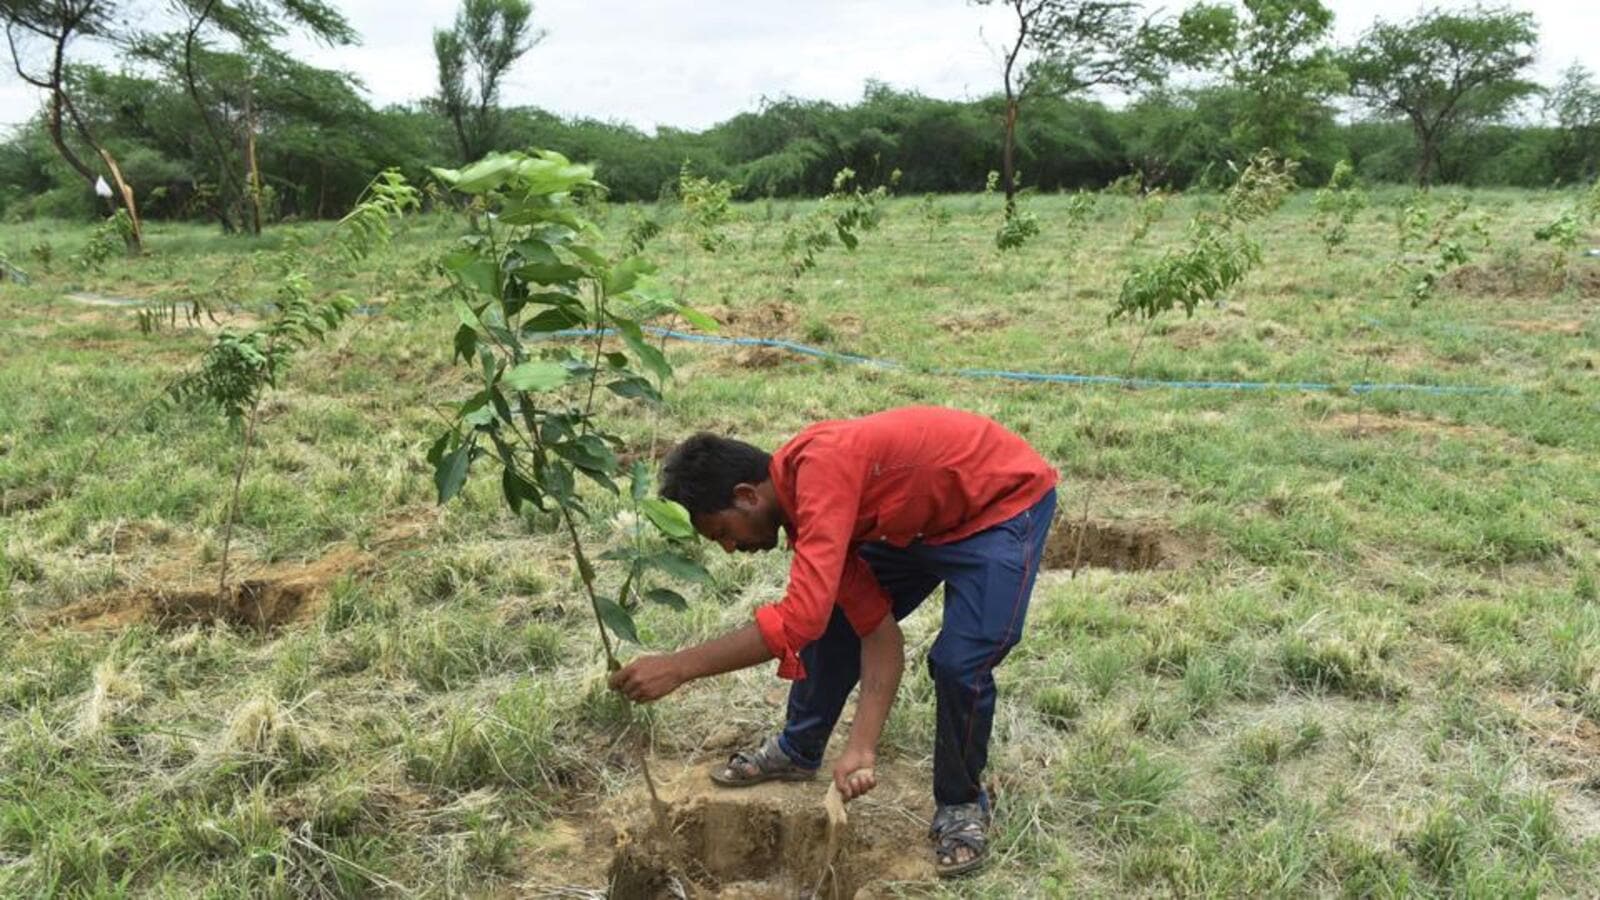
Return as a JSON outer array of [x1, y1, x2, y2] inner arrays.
[[60, 90, 143, 253], [1003, 97, 1019, 214], [218, 394, 263, 596], [244, 81, 263, 235]]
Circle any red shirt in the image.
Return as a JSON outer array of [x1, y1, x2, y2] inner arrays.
[[754, 406, 1058, 679]]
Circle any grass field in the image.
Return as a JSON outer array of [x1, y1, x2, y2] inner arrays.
[[1, 184, 1598, 898]]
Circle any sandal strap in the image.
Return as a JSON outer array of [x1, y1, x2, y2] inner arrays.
[[935, 822, 987, 856], [725, 735, 798, 775], [930, 801, 990, 839]]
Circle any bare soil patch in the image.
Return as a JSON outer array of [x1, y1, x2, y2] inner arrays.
[[47, 545, 370, 632], [1442, 261, 1600, 298], [1, 485, 55, 515], [542, 758, 933, 899], [699, 301, 798, 337], [1043, 518, 1197, 572], [1317, 411, 1504, 442], [936, 309, 1011, 336], [1496, 319, 1587, 336]]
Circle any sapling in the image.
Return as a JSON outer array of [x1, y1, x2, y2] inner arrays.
[[1312, 160, 1367, 255], [1533, 175, 1600, 288], [1070, 152, 1296, 575], [918, 193, 952, 245], [1128, 189, 1169, 245], [427, 150, 715, 825], [780, 167, 895, 279], [166, 171, 421, 596]]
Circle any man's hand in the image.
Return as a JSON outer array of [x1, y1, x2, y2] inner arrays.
[[609, 654, 686, 703], [832, 745, 877, 801]]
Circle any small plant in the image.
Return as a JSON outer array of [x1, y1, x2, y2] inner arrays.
[[1393, 194, 1480, 305], [165, 171, 420, 595], [28, 240, 53, 272], [427, 149, 712, 820], [780, 167, 896, 278], [624, 207, 664, 254], [995, 207, 1041, 251], [677, 163, 736, 253], [75, 210, 132, 271], [1312, 160, 1368, 255], [918, 193, 952, 244], [1128, 189, 1168, 245], [1533, 175, 1599, 287]]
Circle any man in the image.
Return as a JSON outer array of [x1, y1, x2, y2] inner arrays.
[[609, 406, 1057, 877]]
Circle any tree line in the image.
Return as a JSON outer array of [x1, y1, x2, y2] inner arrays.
[[3, 0, 1599, 238]]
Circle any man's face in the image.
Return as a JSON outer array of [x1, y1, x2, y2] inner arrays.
[[692, 483, 781, 554]]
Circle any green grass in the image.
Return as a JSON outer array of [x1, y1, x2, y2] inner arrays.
[[1, 185, 1598, 895]]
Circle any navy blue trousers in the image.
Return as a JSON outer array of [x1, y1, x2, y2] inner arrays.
[[776, 489, 1056, 806]]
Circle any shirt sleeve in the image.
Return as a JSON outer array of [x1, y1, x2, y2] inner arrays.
[[754, 445, 881, 680]]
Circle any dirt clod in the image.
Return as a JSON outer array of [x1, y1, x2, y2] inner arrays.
[[1044, 519, 1189, 572]]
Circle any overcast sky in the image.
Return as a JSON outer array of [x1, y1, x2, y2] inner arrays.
[[3, 1, 1598, 132]]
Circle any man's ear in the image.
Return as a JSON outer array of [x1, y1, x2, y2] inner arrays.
[[731, 482, 760, 510]]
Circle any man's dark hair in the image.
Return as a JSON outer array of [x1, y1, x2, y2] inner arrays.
[[659, 433, 772, 515]]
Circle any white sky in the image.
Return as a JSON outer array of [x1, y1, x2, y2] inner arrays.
[[2, 1, 1597, 132]]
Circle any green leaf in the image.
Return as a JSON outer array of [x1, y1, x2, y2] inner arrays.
[[522, 307, 585, 334], [504, 361, 569, 392], [614, 319, 672, 382], [606, 377, 661, 402], [426, 430, 453, 467], [445, 253, 500, 299], [647, 551, 712, 584], [641, 498, 695, 540], [453, 297, 481, 330], [501, 466, 539, 512], [604, 257, 656, 296], [678, 304, 719, 333], [452, 324, 477, 362], [435, 441, 472, 504], [517, 262, 588, 285], [553, 434, 616, 473], [644, 588, 689, 611], [595, 596, 641, 644], [630, 460, 651, 501], [436, 154, 520, 194]]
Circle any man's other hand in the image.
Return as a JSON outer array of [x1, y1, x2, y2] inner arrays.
[[609, 654, 686, 702], [833, 745, 877, 801]]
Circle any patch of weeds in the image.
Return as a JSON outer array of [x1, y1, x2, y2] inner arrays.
[[1057, 731, 1186, 840], [1034, 684, 1084, 730], [1279, 623, 1400, 699], [385, 611, 524, 691], [402, 680, 567, 793], [320, 576, 399, 632], [1081, 641, 1136, 701]]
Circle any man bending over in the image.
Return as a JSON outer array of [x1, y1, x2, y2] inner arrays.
[[610, 405, 1057, 877]]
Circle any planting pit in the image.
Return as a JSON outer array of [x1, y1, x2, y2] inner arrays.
[[568, 759, 933, 899], [46, 544, 373, 633], [1043, 519, 1193, 572]]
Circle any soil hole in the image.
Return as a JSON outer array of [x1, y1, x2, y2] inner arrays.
[[49, 579, 317, 633], [608, 797, 863, 899], [1044, 519, 1186, 572]]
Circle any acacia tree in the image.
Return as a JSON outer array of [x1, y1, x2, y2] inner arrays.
[[131, 0, 355, 235], [434, 0, 542, 164], [1548, 62, 1600, 183], [1343, 6, 1539, 187], [972, 0, 1160, 212], [1169, 0, 1345, 158], [3, 0, 143, 250]]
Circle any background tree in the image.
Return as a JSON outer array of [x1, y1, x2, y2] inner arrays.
[[130, 0, 355, 234], [3, 0, 144, 249], [1168, 0, 1345, 162], [1548, 62, 1600, 183], [1342, 6, 1539, 187], [972, 0, 1160, 211], [434, 0, 542, 164]]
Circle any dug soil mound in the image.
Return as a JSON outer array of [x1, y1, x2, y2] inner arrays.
[[47, 545, 370, 632], [1441, 261, 1600, 298], [542, 758, 933, 899], [1044, 519, 1197, 572]]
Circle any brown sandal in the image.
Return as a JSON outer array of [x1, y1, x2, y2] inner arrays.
[[710, 735, 818, 787]]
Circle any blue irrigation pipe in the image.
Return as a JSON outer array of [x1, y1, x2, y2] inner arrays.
[[549, 328, 1518, 397]]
